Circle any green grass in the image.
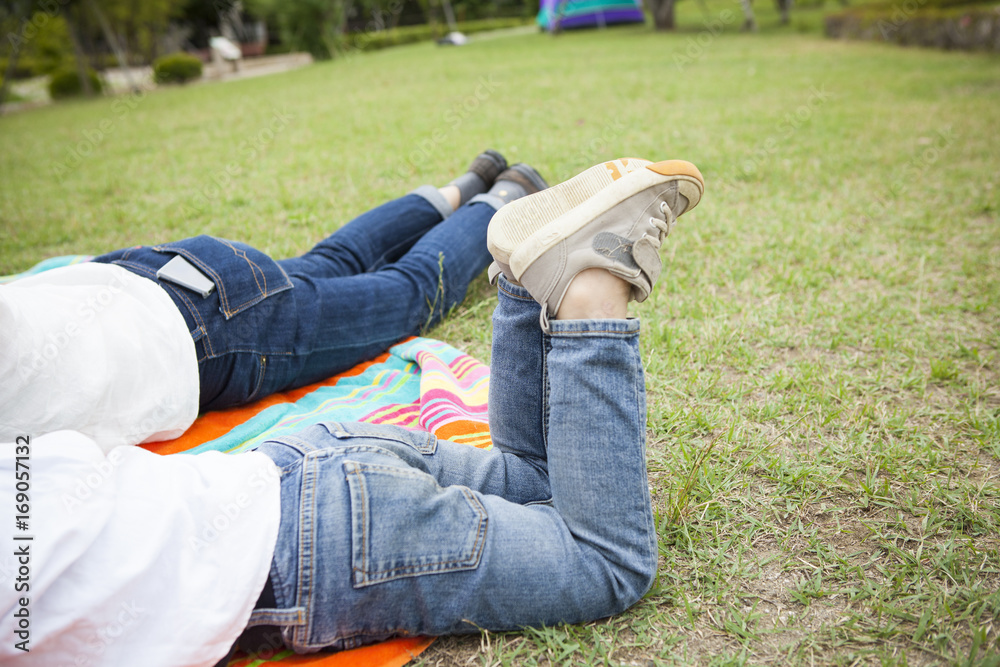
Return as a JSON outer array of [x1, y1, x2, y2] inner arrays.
[[2, 1, 999, 663]]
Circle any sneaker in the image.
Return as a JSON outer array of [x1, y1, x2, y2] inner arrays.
[[487, 158, 652, 284], [490, 159, 704, 323], [492, 163, 549, 201], [467, 149, 508, 186]]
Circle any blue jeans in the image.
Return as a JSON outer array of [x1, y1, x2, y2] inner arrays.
[[246, 276, 657, 652], [93, 191, 496, 411]]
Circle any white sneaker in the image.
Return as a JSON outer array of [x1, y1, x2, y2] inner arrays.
[[488, 159, 704, 324], [486, 158, 653, 285]]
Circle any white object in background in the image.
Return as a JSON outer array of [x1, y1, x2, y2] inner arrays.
[[210, 35, 243, 61], [438, 32, 468, 45]]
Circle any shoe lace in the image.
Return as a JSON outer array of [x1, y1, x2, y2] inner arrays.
[[647, 200, 675, 245]]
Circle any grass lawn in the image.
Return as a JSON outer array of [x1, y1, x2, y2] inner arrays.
[[1, 0, 998, 663]]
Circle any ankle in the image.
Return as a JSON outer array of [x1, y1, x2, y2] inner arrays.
[[447, 150, 508, 208], [555, 268, 630, 320], [438, 185, 461, 211]]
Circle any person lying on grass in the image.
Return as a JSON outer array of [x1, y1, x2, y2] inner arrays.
[[0, 150, 547, 451], [0, 157, 704, 666]]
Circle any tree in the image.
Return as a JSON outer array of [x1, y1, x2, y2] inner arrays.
[[64, 5, 94, 96], [0, 1, 80, 109], [775, 0, 791, 25], [739, 0, 757, 31], [0, 1, 33, 109], [246, 0, 369, 59], [90, 0, 185, 65], [647, 0, 675, 30]]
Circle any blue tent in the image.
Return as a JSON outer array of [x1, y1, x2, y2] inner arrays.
[[537, 0, 645, 31]]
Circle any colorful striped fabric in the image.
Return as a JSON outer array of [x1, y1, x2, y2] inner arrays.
[[183, 337, 492, 455]]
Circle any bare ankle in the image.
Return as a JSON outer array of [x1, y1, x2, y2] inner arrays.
[[555, 268, 630, 320], [438, 185, 461, 211]]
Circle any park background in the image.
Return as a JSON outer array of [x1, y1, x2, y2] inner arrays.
[[1, 0, 998, 664]]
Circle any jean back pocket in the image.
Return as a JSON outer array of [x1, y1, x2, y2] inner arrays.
[[153, 235, 293, 319], [344, 459, 487, 587]]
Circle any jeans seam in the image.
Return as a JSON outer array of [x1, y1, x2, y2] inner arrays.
[[498, 282, 535, 302], [247, 354, 267, 402], [547, 328, 640, 337], [295, 453, 319, 646], [541, 334, 551, 453], [218, 238, 267, 302], [218, 238, 295, 313], [633, 345, 658, 576], [208, 348, 295, 358]]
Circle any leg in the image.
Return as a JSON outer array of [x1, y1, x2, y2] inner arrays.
[[487, 274, 549, 472], [252, 319, 655, 650], [264, 199, 500, 392], [277, 149, 509, 279], [276, 189, 452, 279], [247, 155, 707, 649]]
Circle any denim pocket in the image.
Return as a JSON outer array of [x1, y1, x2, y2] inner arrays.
[[152, 235, 293, 319], [344, 459, 487, 587], [320, 421, 437, 454]]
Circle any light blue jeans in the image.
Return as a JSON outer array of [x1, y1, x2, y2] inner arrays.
[[247, 275, 657, 652]]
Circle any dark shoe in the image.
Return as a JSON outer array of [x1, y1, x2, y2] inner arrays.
[[467, 149, 508, 186], [492, 163, 548, 199]]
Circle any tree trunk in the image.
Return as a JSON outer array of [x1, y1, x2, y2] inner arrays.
[[776, 0, 792, 25], [65, 9, 95, 97], [85, 0, 139, 91], [322, 0, 354, 58], [740, 0, 757, 31], [0, 42, 22, 112], [649, 0, 676, 30], [1, 3, 32, 112]]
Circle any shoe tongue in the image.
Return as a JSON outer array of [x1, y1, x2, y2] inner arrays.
[[660, 181, 690, 216], [674, 193, 690, 216]]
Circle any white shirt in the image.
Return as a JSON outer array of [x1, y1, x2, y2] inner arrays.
[[0, 264, 199, 452], [0, 431, 281, 667]]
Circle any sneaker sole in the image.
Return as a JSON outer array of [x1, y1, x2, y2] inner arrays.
[[487, 157, 652, 270], [507, 160, 705, 278]]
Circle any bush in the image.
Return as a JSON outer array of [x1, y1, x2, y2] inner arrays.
[[347, 17, 531, 53], [48, 68, 103, 100], [153, 53, 204, 85], [825, 5, 1000, 52]]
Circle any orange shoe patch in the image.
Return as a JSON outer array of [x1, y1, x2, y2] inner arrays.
[[603, 157, 648, 181]]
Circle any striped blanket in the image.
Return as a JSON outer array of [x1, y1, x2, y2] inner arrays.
[[5, 257, 493, 667], [149, 336, 492, 457]]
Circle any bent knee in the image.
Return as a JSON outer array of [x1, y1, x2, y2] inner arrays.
[[616, 549, 659, 612]]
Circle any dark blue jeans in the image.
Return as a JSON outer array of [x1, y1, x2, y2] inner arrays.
[[94, 193, 496, 411]]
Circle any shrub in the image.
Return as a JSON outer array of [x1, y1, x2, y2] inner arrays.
[[48, 68, 103, 100], [347, 17, 531, 53], [825, 5, 1000, 52], [153, 53, 204, 85]]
